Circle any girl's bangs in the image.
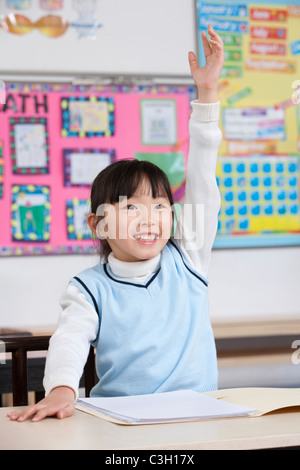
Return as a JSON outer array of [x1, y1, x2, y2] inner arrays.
[[106, 160, 173, 204]]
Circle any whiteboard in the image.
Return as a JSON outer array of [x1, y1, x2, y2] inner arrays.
[[1, 0, 196, 77]]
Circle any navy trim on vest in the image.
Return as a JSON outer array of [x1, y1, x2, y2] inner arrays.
[[169, 238, 208, 287], [104, 263, 161, 288], [73, 276, 100, 315]]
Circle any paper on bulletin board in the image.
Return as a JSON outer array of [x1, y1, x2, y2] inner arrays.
[[197, 0, 300, 248], [0, 83, 192, 256], [140, 99, 177, 145]]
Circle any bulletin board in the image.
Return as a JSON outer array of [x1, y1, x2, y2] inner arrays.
[[197, 0, 300, 248], [0, 82, 194, 256]]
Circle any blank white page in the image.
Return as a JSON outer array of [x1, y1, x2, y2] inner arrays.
[[77, 390, 256, 424]]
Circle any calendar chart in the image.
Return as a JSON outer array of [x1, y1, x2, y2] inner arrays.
[[215, 155, 300, 247]]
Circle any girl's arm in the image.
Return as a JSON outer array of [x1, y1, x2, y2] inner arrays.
[[7, 284, 99, 422], [174, 25, 224, 279], [174, 102, 222, 278], [43, 284, 99, 398]]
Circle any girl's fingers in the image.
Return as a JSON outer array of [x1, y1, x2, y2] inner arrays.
[[207, 24, 218, 37], [201, 31, 212, 57], [32, 403, 74, 421], [31, 407, 52, 422], [200, 26, 223, 59], [208, 26, 223, 46], [188, 51, 199, 72], [7, 401, 75, 422], [7, 406, 36, 421], [7, 411, 20, 420], [57, 403, 75, 420], [209, 39, 223, 50], [8, 404, 48, 422], [17, 405, 45, 421]]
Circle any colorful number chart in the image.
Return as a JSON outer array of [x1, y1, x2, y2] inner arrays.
[[197, 0, 300, 247], [0, 82, 192, 256], [216, 155, 300, 246]]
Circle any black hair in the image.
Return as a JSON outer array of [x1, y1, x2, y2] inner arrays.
[[90, 159, 174, 260]]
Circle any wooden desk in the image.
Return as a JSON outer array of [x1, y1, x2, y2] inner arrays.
[[213, 320, 300, 388], [212, 319, 300, 339], [1, 406, 300, 450]]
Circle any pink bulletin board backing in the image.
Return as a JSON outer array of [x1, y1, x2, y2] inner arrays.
[[0, 83, 195, 256]]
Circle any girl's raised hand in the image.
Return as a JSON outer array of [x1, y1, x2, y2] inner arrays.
[[188, 24, 224, 102]]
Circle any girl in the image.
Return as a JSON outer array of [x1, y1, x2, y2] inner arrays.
[[8, 25, 224, 422]]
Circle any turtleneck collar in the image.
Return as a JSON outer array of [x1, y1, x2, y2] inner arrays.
[[107, 252, 161, 280]]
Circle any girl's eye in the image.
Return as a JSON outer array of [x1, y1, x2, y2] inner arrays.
[[156, 204, 168, 210], [127, 204, 137, 210]]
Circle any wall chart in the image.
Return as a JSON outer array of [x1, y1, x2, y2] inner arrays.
[[0, 82, 192, 256], [197, 0, 300, 247]]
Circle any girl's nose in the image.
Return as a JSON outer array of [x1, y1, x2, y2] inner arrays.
[[139, 205, 157, 225]]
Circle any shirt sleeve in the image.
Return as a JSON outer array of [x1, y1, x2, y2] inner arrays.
[[43, 283, 99, 400], [173, 100, 222, 279]]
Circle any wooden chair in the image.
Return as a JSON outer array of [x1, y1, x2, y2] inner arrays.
[[0, 334, 96, 406]]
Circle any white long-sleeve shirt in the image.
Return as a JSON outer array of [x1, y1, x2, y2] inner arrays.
[[43, 100, 222, 398]]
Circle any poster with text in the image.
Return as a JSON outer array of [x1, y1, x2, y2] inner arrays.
[[198, 0, 300, 247]]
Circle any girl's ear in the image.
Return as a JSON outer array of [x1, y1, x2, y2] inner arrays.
[[87, 213, 99, 237]]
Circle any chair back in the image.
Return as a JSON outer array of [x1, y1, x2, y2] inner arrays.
[[0, 334, 96, 406]]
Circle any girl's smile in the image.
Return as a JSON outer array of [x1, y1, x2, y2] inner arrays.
[[133, 232, 159, 244]]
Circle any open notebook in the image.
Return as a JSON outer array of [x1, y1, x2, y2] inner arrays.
[[206, 387, 300, 417], [76, 388, 300, 425]]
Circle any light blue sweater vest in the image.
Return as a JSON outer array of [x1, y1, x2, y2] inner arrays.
[[71, 238, 218, 397]]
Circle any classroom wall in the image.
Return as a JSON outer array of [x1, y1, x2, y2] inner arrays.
[[1, 245, 300, 330], [1, 0, 300, 331]]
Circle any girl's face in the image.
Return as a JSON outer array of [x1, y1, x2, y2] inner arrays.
[[88, 180, 173, 262]]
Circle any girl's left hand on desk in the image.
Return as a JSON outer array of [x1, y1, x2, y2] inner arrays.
[[6, 386, 75, 422]]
